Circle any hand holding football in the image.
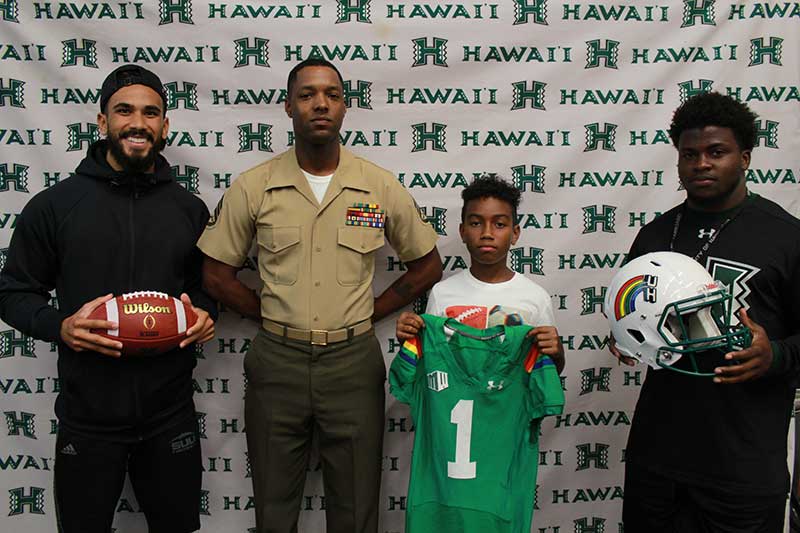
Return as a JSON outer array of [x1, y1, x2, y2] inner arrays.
[[89, 291, 198, 356]]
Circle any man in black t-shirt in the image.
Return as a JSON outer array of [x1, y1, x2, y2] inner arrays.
[[611, 92, 800, 532]]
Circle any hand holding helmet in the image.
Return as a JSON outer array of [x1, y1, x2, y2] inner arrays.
[[712, 308, 774, 384], [605, 252, 751, 377]]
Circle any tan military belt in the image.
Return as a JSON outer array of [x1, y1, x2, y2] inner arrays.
[[262, 318, 373, 346]]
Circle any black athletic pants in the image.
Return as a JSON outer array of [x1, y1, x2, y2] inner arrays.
[[624, 463, 786, 533], [54, 415, 202, 533]]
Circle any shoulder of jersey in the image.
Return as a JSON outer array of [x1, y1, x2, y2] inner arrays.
[[751, 195, 800, 233], [641, 204, 681, 233]]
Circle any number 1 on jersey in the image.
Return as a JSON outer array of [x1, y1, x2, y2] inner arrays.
[[448, 399, 477, 479]]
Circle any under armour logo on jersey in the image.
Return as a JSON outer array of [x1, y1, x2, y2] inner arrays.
[[60, 443, 78, 456], [427, 370, 449, 392], [698, 228, 716, 239], [487, 380, 505, 390]]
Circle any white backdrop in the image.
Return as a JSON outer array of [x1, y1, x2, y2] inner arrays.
[[1, 1, 799, 532]]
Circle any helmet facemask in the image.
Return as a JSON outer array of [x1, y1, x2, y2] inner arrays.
[[655, 287, 752, 376]]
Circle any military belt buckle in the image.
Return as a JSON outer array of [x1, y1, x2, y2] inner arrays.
[[310, 330, 328, 346]]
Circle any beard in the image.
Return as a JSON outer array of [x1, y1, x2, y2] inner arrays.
[[106, 128, 166, 174]]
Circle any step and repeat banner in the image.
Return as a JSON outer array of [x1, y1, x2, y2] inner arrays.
[[1, 1, 799, 532]]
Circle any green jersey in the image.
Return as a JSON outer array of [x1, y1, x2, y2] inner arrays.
[[389, 314, 564, 533]]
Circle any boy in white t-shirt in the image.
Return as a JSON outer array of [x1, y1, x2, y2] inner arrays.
[[396, 174, 565, 373]]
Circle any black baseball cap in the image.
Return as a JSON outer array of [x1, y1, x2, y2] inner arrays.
[[100, 64, 167, 114]]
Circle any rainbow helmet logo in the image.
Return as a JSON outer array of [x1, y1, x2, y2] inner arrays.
[[614, 274, 658, 321]]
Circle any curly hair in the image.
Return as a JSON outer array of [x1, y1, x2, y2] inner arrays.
[[461, 174, 521, 222], [668, 92, 758, 151]]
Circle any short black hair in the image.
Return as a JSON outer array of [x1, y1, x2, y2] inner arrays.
[[461, 174, 521, 222], [287, 59, 345, 94], [668, 92, 758, 151]]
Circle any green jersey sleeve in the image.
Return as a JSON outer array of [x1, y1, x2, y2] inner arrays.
[[388, 336, 423, 405], [527, 352, 565, 420]]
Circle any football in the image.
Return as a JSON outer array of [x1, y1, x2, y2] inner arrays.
[[89, 291, 197, 356]]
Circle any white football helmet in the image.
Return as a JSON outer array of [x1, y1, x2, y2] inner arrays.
[[605, 251, 751, 376]]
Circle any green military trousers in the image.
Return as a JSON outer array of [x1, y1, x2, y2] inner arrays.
[[244, 328, 386, 533]]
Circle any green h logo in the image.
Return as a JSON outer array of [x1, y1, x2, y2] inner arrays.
[[159, 0, 194, 25], [5, 411, 35, 439], [171, 165, 200, 194], [164, 81, 198, 111], [511, 164, 545, 193], [574, 517, 607, 533], [584, 123, 617, 151], [412, 37, 448, 67], [418, 206, 447, 235], [411, 123, 447, 152], [580, 367, 611, 394], [337, 0, 371, 23], [754, 120, 779, 148], [580, 287, 606, 315], [0, 249, 7, 272], [582, 205, 616, 233], [0, 330, 36, 358], [576, 443, 609, 470], [66, 123, 99, 152], [0, 78, 24, 108], [343, 80, 372, 109], [234, 38, 269, 68], [0, 164, 29, 192], [510, 247, 544, 275], [585, 40, 619, 69], [706, 258, 759, 323], [238, 123, 272, 152], [199, 490, 210, 516], [678, 79, 714, 103], [0, 0, 19, 22], [749, 37, 783, 66], [681, 0, 715, 27], [413, 294, 428, 315], [8, 487, 45, 516], [196, 411, 207, 439], [511, 81, 546, 111], [513, 0, 547, 25], [61, 39, 98, 68]]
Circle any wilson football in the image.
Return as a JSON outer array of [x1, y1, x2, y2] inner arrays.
[[89, 291, 197, 356]]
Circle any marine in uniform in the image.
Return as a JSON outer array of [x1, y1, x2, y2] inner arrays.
[[198, 59, 442, 533]]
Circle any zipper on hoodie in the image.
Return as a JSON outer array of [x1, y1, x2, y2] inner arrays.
[[128, 189, 136, 290], [129, 187, 143, 420]]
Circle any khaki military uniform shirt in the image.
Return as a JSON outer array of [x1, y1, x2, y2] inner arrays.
[[198, 147, 438, 331]]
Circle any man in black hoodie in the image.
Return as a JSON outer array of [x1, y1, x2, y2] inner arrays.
[[0, 65, 216, 533]]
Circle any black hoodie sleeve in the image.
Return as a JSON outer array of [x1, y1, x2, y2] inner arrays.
[[0, 194, 67, 342], [184, 244, 218, 322], [182, 200, 218, 321], [765, 244, 800, 380]]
